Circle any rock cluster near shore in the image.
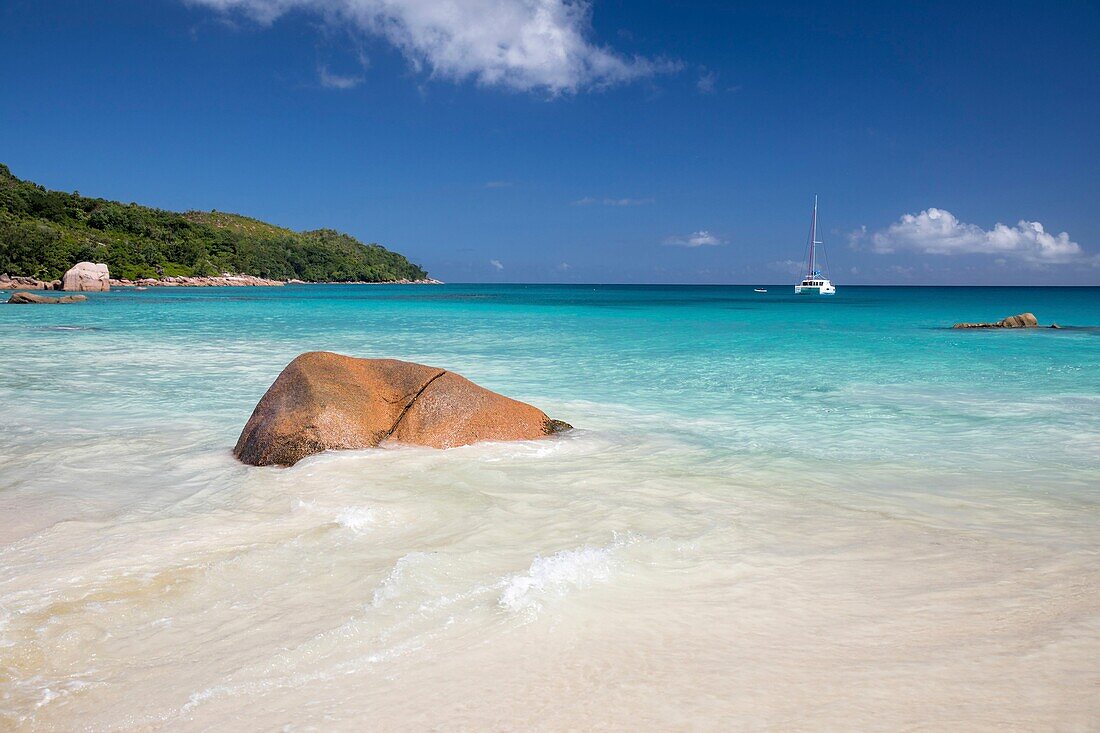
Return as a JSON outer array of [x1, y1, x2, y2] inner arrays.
[[0, 274, 62, 290], [952, 312, 1056, 329], [7, 292, 87, 304], [1, 262, 112, 292], [3, 270, 442, 291], [234, 351, 571, 467], [110, 274, 287, 287]]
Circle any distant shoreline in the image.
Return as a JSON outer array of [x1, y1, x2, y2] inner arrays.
[[109, 275, 444, 288]]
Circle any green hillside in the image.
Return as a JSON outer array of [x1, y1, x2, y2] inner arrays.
[[0, 164, 428, 282]]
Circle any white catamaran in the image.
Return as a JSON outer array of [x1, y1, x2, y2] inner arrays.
[[794, 195, 836, 295]]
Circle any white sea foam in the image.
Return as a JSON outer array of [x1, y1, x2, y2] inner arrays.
[[334, 506, 376, 532], [34, 689, 59, 710], [371, 552, 427, 608], [499, 544, 618, 614]]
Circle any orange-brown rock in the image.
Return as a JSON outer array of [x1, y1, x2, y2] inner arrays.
[[234, 351, 570, 466], [953, 312, 1039, 329]]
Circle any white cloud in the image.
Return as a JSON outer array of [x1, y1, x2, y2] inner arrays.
[[847, 225, 867, 250], [318, 65, 364, 88], [556, 261, 571, 271], [696, 68, 716, 94], [664, 230, 723, 247], [871, 208, 1084, 264], [572, 196, 653, 206], [187, 0, 675, 93], [489, 259, 504, 270], [768, 259, 803, 275]]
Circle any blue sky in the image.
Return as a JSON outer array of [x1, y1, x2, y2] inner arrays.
[[2, 0, 1097, 284]]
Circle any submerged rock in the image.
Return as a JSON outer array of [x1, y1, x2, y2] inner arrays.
[[61, 262, 111, 292], [234, 351, 571, 466], [7, 292, 87, 304], [953, 312, 1039, 329]]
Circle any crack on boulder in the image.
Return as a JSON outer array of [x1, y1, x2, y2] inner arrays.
[[382, 369, 447, 442]]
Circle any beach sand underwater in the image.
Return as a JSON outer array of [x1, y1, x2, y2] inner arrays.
[[2, 284, 1099, 731]]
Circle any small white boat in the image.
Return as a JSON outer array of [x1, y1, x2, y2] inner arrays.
[[754, 288, 767, 293], [794, 196, 836, 295]]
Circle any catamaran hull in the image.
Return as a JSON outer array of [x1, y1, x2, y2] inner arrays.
[[794, 285, 836, 295]]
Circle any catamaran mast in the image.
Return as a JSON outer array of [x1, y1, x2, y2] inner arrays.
[[807, 195, 821, 277]]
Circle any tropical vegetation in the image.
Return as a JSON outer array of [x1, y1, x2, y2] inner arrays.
[[0, 164, 428, 282]]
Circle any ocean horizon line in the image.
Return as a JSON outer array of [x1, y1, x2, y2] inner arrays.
[[407, 282, 1100, 288]]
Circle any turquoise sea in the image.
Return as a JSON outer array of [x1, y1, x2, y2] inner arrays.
[[2, 284, 1099, 730]]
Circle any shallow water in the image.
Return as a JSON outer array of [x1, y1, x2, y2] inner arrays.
[[1, 285, 1099, 731]]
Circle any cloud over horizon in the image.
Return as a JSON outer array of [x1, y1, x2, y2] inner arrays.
[[664, 230, 723, 247], [768, 259, 803, 275], [572, 196, 653, 206], [869, 208, 1085, 264], [187, 0, 675, 93]]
